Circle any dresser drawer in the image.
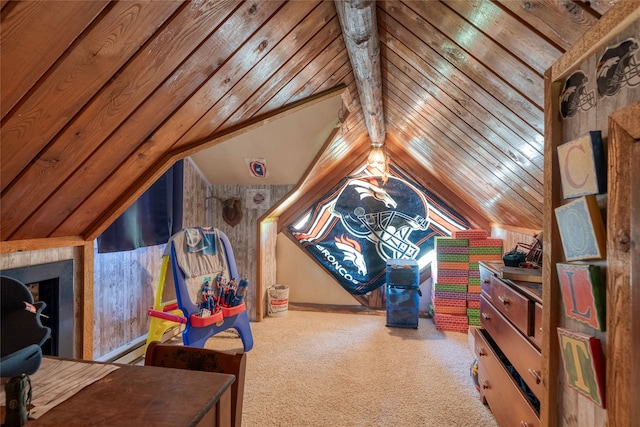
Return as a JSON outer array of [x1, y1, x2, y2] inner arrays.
[[480, 296, 542, 398], [531, 302, 543, 349], [482, 275, 532, 336], [475, 328, 540, 427]]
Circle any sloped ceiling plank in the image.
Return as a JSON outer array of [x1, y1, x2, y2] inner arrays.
[[405, 0, 543, 108], [1, 1, 186, 240], [16, 1, 243, 240], [389, 122, 539, 229], [383, 53, 543, 173], [384, 100, 542, 229], [173, 1, 331, 148], [383, 72, 544, 215], [288, 54, 353, 104], [378, 24, 544, 156], [0, 1, 179, 194], [575, 0, 617, 17], [378, 4, 543, 136], [220, 16, 344, 126], [385, 133, 490, 231], [384, 92, 542, 217], [52, 1, 285, 238], [62, 26, 354, 239], [496, 0, 599, 50], [445, 0, 563, 74], [0, 0, 109, 119], [256, 33, 347, 114], [335, 0, 386, 144]]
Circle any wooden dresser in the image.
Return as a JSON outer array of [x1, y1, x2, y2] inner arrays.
[[475, 261, 543, 427]]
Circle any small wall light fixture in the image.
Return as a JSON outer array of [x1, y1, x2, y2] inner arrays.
[[367, 142, 389, 183]]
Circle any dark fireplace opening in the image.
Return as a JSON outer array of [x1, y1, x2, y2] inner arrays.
[[25, 279, 59, 356], [1, 260, 74, 358]]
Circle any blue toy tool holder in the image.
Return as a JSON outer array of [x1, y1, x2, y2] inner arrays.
[[170, 236, 253, 351], [146, 228, 253, 353]]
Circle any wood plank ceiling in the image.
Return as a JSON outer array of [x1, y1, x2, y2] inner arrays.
[[0, 0, 616, 243]]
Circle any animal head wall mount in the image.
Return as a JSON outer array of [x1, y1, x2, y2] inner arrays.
[[207, 195, 243, 227]]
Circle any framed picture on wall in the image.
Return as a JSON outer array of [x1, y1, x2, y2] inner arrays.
[[557, 327, 606, 407], [554, 195, 606, 261], [556, 263, 606, 331], [557, 131, 606, 199]]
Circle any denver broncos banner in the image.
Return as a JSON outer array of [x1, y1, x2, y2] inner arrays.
[[288, 165, 469, 295]]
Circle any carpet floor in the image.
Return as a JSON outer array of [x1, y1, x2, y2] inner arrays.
[[203, 310, 498, 427]]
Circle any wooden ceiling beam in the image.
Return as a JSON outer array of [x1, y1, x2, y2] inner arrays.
[[335, 0, 386, 144]]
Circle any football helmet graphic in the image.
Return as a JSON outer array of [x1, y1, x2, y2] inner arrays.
[[559, 70, 596, 119], [596, 37, 640, 97], [330, 175, 431, 261]]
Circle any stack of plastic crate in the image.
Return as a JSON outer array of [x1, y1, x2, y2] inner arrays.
[[431, 236, 469, 332], [451, 230, 504, 327]]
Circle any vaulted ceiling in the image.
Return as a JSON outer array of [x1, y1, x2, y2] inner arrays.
[[1, 0, 618, 243]]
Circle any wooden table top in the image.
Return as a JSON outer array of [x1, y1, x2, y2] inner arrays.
[[28, 362, 235, 426]]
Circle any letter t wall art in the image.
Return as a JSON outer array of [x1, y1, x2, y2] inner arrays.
[[557, 328, 606, 407]]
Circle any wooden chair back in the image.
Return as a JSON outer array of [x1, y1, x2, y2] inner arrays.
[[145, 341, 246, 427]]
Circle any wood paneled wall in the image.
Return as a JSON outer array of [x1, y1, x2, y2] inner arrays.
[[544, 9, 640, 427], [93, 158, 210, 358], [208, 184, 294, 321], [491, 226, 542, 257]]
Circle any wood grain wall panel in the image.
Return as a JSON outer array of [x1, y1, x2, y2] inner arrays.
[[605, 102, 640, 427], [444, 0, 563, 73], [208, 184, 293, 321], [545, 10, 640, 427], [4, 2, 242, 241], [382, 46, 544, 170], [92, 156, 210, 358], [496, 0, 599, 50], [491, 226, 541, 255], [0, 1, 181, 195], [258, 221, 279, 321], [404, 0, 543, 107], [174, 1, 330, 147], [51, 1, 282, 239], [379, 1, 543, 127], [382, 64, 544, 208], [0, 0, 109, 119]]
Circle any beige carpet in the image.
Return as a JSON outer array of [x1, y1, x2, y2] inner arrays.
[[203, 310, 498, 427]]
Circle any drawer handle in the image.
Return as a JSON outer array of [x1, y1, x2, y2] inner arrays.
[[481, 312, 490, 321], [482, 278, 490, 284], [520, 422, 530, 427], [528, 369, 541, 384], [497, 295, 509, 305], [475, 347, 486, 357], [481, 380, 489, 390]]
